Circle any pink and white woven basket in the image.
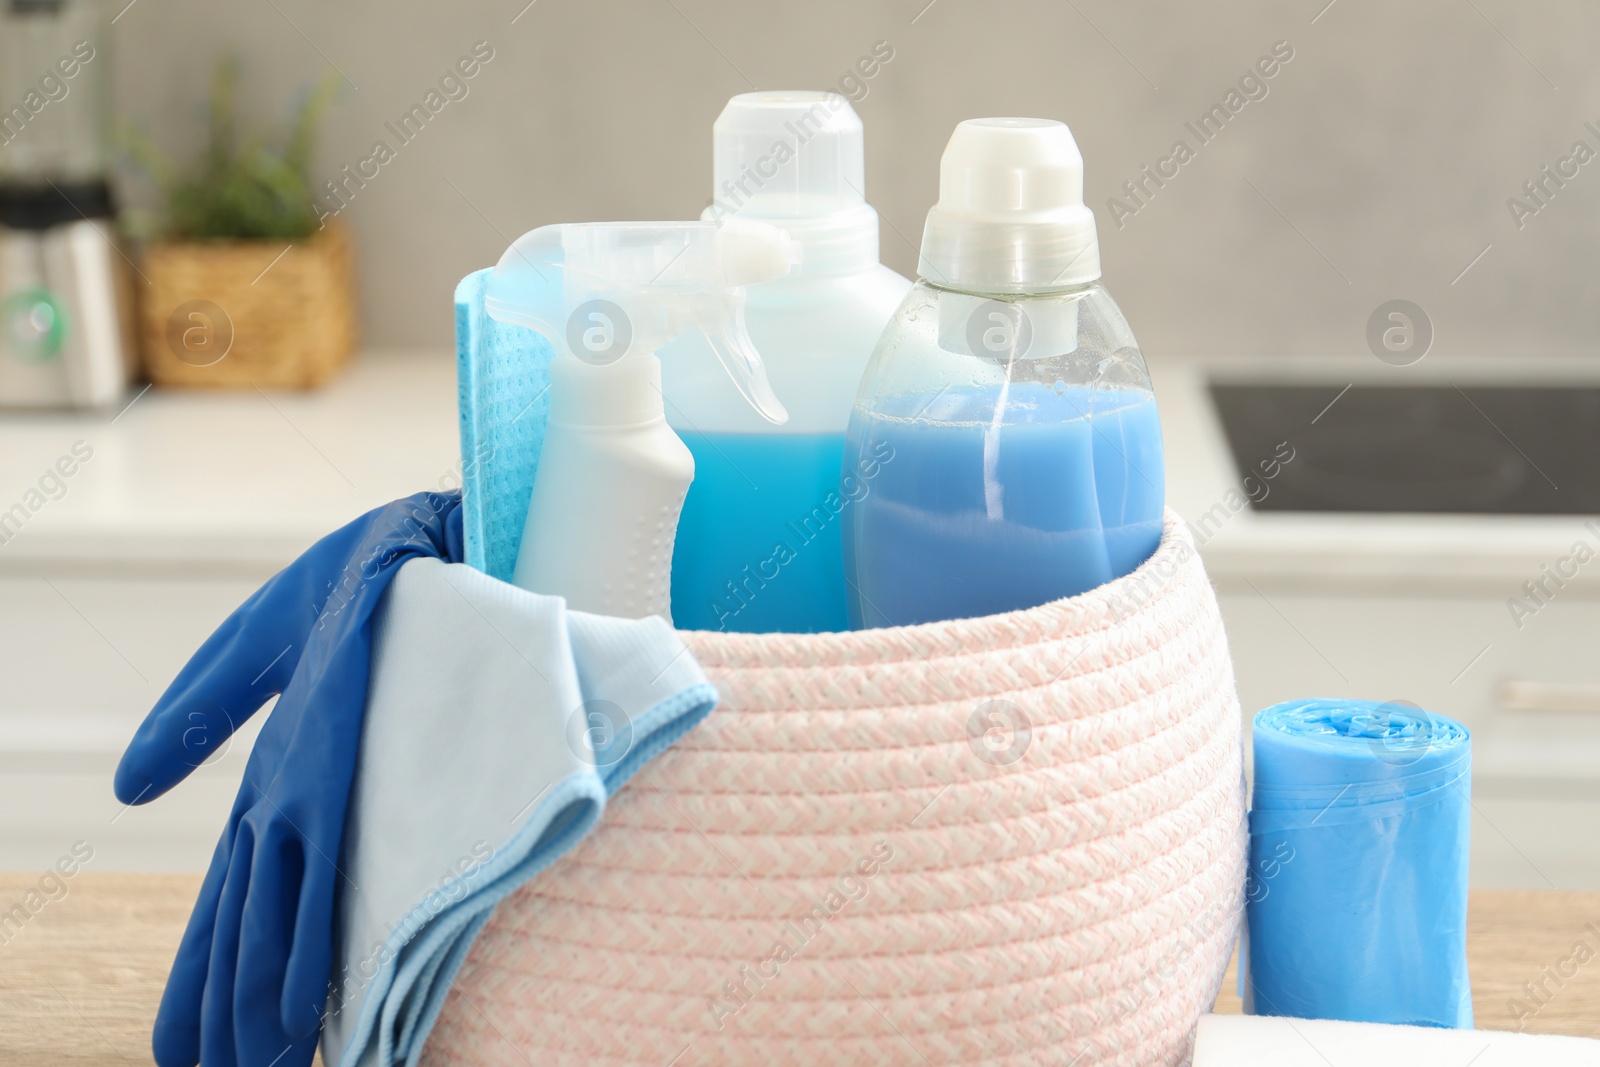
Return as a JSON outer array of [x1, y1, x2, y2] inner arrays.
[[423, 512, 1246, 1067]]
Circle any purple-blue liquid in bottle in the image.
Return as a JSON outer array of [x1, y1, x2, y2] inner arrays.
[[842, 383, 1164, 628]]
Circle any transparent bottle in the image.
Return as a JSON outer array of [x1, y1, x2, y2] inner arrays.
[[843, 119, 1164, 628]]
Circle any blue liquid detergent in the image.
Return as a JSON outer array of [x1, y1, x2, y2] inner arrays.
[[843, 384, 1164, 628], [671, 431, 852, 633]]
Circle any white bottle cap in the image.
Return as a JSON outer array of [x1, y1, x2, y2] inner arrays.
[[704, 91, 879, 274], [918, 118, 1101, 294]]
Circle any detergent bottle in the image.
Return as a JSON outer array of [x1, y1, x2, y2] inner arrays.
[[663, 91, 911, 634], [482, 220, 797, 618], [843, 118, 1166, 628]]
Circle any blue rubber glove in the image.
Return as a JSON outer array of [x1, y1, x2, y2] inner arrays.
[[114, 491, 465, 1067]]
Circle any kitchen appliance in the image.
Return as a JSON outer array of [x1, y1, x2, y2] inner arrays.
[[1210, 382, 1600, 514], [0, 0, 133, 410]]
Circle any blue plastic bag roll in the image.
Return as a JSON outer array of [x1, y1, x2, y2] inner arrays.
[[1244, 698, 1473, 1028]]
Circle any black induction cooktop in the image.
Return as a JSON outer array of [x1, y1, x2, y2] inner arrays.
[[1208, 382, 1600, 514]]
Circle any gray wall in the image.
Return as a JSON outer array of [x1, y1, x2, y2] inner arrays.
[[108, 0, 1600, 359]]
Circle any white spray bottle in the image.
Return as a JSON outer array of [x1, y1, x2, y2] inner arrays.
[[483, 220, 797, 618]]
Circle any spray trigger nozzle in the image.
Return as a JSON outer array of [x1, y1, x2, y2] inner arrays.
[[483, 220, 798, 424]]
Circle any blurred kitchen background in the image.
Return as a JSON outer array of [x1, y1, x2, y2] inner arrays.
[[3, 0, 1599, 887]]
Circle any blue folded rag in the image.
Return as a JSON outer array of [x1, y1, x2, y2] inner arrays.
[[455, 268, 554, 584], [1243, 697, 1473, 1029], [320, 558, 716, 1067]]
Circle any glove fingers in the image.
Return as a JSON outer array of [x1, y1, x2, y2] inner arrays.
[[114, 494, 445, 807], [151, 826, 237, 1067], [114, 608, 301, 804], [198, 823, 256, 1067], [280, 846, 340, 1039], [115, 491, 465, 806], [236, 828, 317, 1067]]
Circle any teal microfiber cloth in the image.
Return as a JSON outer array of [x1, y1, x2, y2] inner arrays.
[[455, 268, 552, 582]]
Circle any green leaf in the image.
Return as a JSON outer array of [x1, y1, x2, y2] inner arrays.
[[286, 69, 342, 176], [128, 55, 339, 240]]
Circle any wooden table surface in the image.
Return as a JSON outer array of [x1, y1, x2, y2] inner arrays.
[[1, 874, 1595, 1065]]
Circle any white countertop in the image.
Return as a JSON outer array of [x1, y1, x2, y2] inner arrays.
[[3, 347, 1597, 593], [1155, 354, 1600, 595], [0, 350, 460, 576]]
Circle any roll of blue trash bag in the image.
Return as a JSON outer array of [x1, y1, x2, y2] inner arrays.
[[1244, 698, 1473, 1028]]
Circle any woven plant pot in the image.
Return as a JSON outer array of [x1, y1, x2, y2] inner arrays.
[[137, 221, 357, 388], [422, 514, 1248, 1067]]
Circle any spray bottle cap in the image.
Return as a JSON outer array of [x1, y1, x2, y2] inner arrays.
[[918, 118, 1101, 294], [703, 91, 879, 275], [484, 220, 797, 424]]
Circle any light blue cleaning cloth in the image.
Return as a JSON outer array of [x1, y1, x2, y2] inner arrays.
[[456, 268, 553, 583], [320, 557, 717, 1067]]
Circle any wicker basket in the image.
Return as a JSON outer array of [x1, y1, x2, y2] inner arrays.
[[420, 515, 1248, 1067], [137, 221, 358, 388]]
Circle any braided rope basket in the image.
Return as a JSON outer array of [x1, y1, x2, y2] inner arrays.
[[422, 512, 1246, 1067]]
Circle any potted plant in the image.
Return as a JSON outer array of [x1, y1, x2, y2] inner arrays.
[[129, 59, 356, 387]]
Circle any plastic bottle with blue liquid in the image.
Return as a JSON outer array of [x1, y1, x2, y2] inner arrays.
[[843, 118, 1165, 628], [663, 92, 911, 634]]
